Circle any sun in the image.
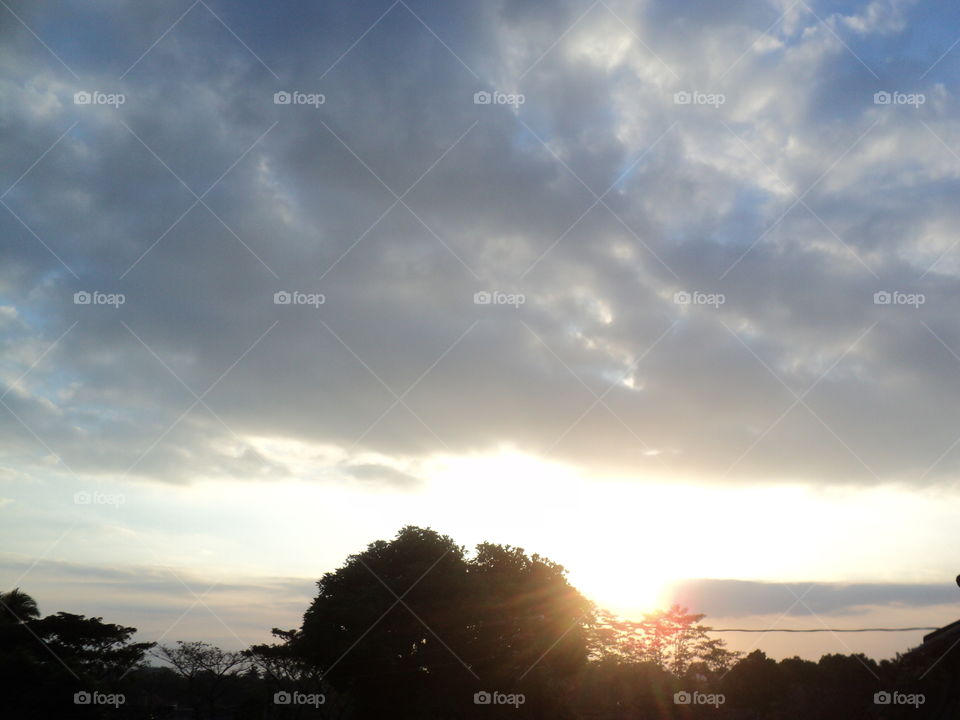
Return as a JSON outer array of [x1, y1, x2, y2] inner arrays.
[[422, 451, 685, 617], [568, 554, 672, 618]]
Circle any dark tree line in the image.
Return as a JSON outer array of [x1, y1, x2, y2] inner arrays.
[[2, 526, 956, 718], [0, 587, 154, 717]]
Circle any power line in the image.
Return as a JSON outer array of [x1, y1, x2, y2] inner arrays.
[[709, 627, 938, 633]]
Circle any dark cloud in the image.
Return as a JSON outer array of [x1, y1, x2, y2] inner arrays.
[[339, 463, 422, 489], [2, 0, 960, 487], [666, 578, 960, 618]]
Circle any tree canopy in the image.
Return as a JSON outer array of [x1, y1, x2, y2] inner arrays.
[[3, 528, 950, 719], [257, 525, 593, 718]]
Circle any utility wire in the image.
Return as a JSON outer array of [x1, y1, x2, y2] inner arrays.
[[709, 627, 938, 633]]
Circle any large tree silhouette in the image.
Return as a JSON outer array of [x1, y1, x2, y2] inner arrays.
[[259, 526, 592, 718], [0, 589, 154, 718]]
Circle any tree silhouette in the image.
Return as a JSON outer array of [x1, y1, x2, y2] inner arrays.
[[0, 587, 41, 623], [35, 612, 154, 681], [6, 545, 955, 719], [590, 603, 739, 676], [157, 640, 250, 720], [266, 526, 592, 718], [0, 589, 154, 717]]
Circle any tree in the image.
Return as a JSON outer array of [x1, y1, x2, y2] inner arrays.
[[590, 604, 738, 677], [157, 641, 249, 720], [0, 587, 41, 623], [286, 526, 593, 718], [34, 612, 154, 681], [722, 649, 783, 714], [248, 628, 352, 718], [297, 525, 470, 718], [469, 542, 592, 684], [570, 658, 679, 718], [0, 591, 154, 718]]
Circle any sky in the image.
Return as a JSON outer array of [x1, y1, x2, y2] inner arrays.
[[2, 0, 960, 661]]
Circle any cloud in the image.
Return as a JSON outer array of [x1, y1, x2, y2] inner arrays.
[[0, 555, 315, 647], [665, 578, 960, 618], [339, 462, 423, 489], [1, 0, 960, 488]]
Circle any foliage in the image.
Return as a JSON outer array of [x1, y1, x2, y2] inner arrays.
[[157, 641, 251, 720], [590, 603, 740, 676], [273, 525, 593, 718], [3, 530, 956, 719]]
